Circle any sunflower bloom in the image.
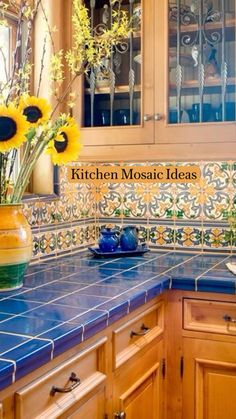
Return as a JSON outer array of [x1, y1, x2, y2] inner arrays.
[[19, 96, 51, 126], [0, 105, 29, 152], [46, 124, 82, 165]]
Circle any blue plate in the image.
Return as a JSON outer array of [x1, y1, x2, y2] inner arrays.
[[88, 244, 150, 258]]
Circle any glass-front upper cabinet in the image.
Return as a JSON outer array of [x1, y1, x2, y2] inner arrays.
[[168, 0, 236, 125], [83, 0, 141, 128], [76, 0, 155, 147]]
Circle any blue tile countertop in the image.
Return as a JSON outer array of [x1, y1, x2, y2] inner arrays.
[[0, 250, 235, 391]]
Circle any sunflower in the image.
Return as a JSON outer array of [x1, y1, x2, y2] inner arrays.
[[46, 124, 82, 165], [0, 105, 29, 153], [19, 96, 51, 126]]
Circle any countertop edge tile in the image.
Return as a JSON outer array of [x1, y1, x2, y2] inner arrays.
[[0, 250, 235, 391]]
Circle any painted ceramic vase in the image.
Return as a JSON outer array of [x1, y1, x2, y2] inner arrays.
[[120, 226, 139, 251], [98, 228, 119, 252], [0, 205, 32, 291]]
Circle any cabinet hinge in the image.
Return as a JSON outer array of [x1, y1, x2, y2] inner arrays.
[[161, 358, 166, 379], [180, 356, 184, 379]]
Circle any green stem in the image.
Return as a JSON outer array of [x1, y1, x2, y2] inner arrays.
[[11, 142, 32, 202], [12, 140, 48, 202], [51, 73, 78, 118]]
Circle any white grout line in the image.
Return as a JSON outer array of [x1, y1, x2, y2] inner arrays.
[[0, 251, 176, 324], [0, 251, 233, 379], [194, 255, 232, 291], [0, 357, 16, 384], [0, 251, 171, 303], [0, 253, 230, 364], [0, 332, 54, 358]]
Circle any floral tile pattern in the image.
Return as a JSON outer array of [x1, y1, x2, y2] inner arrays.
[[24, 161, 236, 259], [149, 224, 175, 248], [175, 225, 203, 249], [149, 183, 176, 219]]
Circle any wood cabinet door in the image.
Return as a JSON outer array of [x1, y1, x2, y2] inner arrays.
[[59, 386, 106, 419], [183, 338, 236, 419], [113, 339, 164, 419], [154, 0, 236, 155], [72, 0, 156, 149], [118, 366, 159, 419]]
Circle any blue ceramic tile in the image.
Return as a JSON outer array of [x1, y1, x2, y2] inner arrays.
[[94, 268, 129, 277], [98, 298, 129, 324], [39, 324, 83, 357], [136, 276, 171, 301], [119, 289, 146, 312], [202, 269, 236, 279], [168, 267, 207, 279], [76, 284, 127, 298], [0, 249, 235, 393], [0, 360, 14, 390], [66, 259, 109, 268], [0, 313, 14, 322], [197, 281, 235, 294], [23, 270, 63, 288], [69, 310, 108, 340], [98, 259, 147, 270], [1, 339, 52, 380], [51, 265, 89, 275], [25, 263, 57, 276], [14, 289, 69, 303], [184, 254, 228, 269], [70, 309, 107, 326], [171, 278, 196, 291], [0, 316, 63, 336], [58, 269, 122, 284], [0, 287, 29, 301], [0, 333, 29, 354], [0, 299, 42, 315], [150, 252, 196, 267], [55, 293, 109, 309], [0, 375, 13, 391], [101, 270, 161, 285], [24, 304, 86, 322], [36, 281, 87, 293]]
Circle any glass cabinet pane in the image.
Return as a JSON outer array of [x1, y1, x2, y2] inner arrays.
[[82, 0, 142, 128], [168, 0, 236, 124]]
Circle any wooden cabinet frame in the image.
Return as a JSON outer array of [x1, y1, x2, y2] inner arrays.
[[1, 292, 236, 419]]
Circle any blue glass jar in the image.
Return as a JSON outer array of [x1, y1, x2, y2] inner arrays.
[[98, 228, 119, 252], [120, 226, 139, 251]]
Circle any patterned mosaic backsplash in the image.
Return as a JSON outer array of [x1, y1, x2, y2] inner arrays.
[[24, 161, 236, 259]]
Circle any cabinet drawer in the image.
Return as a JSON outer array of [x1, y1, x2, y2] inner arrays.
[[184, 298, 236, 335], [113, 302, 164, 369], [15, 338, 107, 419]]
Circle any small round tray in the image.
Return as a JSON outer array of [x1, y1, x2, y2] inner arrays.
[[88, 244, 150, 258]]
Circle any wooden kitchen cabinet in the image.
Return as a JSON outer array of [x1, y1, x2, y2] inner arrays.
[[1, 293, 236, 419], [113, 341, 163, 419], [57, 385, 106, 419], [69, 0, 236, 161], [0, 300, 164, 419], [182, 338, 236, 419], [112, 303, 165, 419], [181, 295, 236, 419], [15, 338, 107, 419]]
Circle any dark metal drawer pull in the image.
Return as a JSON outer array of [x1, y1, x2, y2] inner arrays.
[[223, 315, 236, 324], [130, 323, 150, 338], [50, 372, 81, 396], [114, 411, 126, 418]]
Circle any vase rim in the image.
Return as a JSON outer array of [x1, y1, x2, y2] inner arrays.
[[0, 203, 23, 207]]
